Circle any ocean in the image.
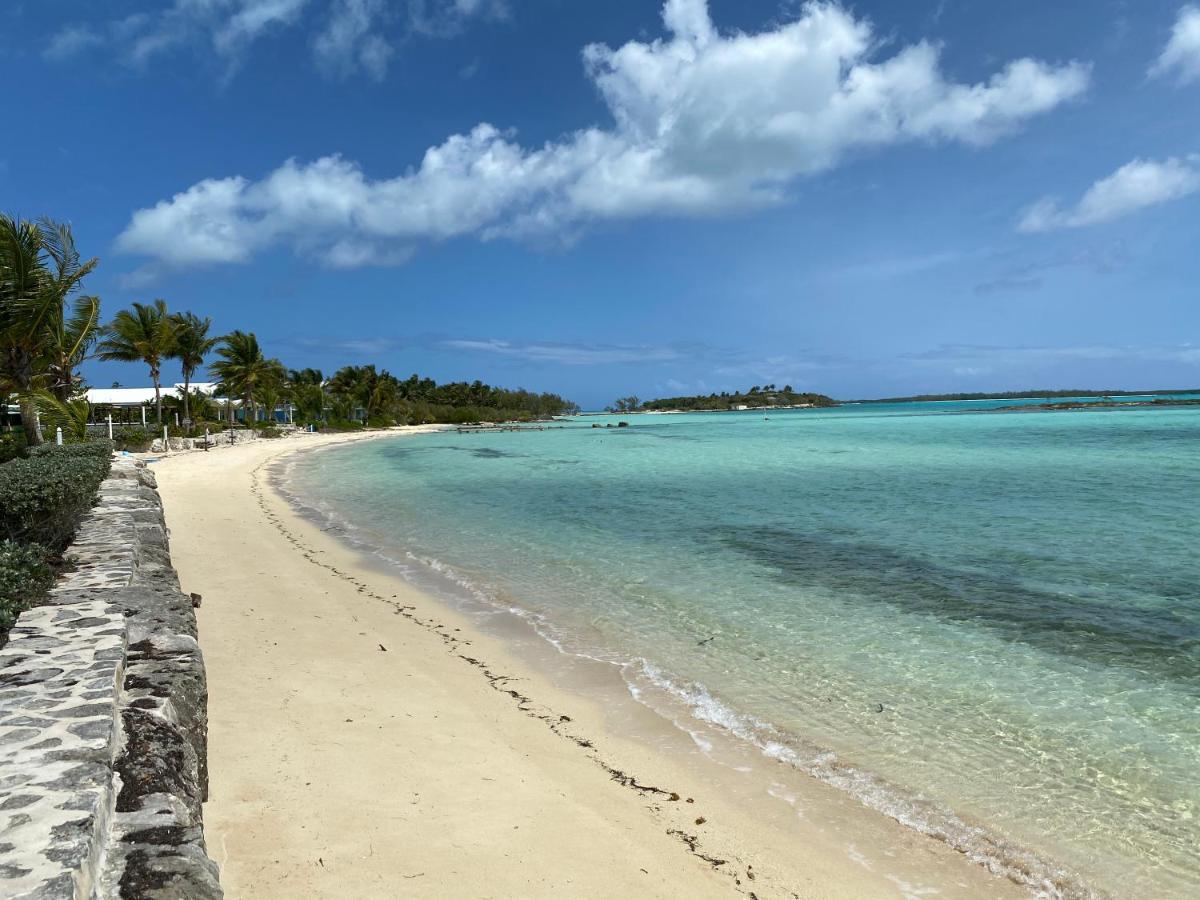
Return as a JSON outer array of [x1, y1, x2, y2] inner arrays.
[[284, 398, 1200, 898]]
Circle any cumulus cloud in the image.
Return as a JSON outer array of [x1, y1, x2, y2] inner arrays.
[[1018, 157, 1200, 232], [118, 0, 1090, 269], [1150, 5, 1200, 83]]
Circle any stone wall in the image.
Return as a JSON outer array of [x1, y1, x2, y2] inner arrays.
[[0, 457, 221, 899]]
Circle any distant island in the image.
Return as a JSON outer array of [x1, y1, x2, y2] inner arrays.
[[609, 385, 838, 412], [855, 388, 1200, 403], [998, 397, 1200, 412]]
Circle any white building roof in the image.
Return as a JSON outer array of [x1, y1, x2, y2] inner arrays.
[[85, 383, 236, 406]]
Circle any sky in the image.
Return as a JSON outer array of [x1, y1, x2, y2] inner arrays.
[[3, 0, 1199, 408]]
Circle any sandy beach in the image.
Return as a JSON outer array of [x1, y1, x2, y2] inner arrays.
[[152, 429, 1031, 899]]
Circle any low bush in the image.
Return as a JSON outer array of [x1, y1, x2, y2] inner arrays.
[[113, 426, 153, 452], [322, 419, 364, 431], [28, 439, 114, 460], [0, 431, 27, 463], [0, 540, 53, 636], [0, 452, 111, 551]]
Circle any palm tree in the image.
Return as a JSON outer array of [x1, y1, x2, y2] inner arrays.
[[254, 358, 289, 424], [289, 368, 325, 424], [210, 331, 271, 425], [0, 215, 54, 444], [39, 219, 100, 403], [171, 312, 218, 424], [34, 391, 91, 442], [97, 299, 178, 426]]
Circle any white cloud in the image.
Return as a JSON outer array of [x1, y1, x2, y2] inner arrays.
[[408, 0, 509, 37], [1018, 157, 1200, 232], [43, 25, 103, 61], [1150, 5, 1200, 84], [313, 0, 394, 80], [439, 339, 686, 366], [118, 0, 1090, 268], [44, 0, 497, 79], [905, 343, 1200, 368], [44, 0, 313, 72]]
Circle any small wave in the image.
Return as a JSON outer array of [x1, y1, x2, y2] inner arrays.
[[625, 661, 1098, 900]]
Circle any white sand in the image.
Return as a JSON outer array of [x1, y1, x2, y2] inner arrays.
[[152, 429, 1028, 899]]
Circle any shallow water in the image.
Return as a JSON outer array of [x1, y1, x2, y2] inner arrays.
[[288, 399, 1200, 898]]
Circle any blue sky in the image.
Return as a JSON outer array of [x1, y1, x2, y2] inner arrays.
[[3, 0, 1199, 407]]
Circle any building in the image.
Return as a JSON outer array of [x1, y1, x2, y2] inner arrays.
[[85, 383, 239, 425]]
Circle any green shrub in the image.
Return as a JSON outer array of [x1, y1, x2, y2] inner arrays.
[[323, 419, 364, 431], [0, 453, 111, 551], [113, 426, 153, 452], [0, 540, 54, 635], [0, 432, 27, 463], [27, 439, 114, 460]]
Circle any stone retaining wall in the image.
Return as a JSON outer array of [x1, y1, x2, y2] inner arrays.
[[0, 457, 221, 899]]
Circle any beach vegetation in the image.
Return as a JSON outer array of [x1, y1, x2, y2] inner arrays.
[[210, 330, 277, 424], [1, 214, 101, 445], [112, 426, 153, 452], [97, 299, 179, 426], [170, 312, 219, 423], [638, 387, 837, 411], [609, 396, 640, 412], [0, 540, 54, 634], [33, 392, 93, 443], [0, 444, 112, 550], [0, 431, 27, 463]]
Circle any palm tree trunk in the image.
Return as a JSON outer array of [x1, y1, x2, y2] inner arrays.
[[151, 364, 162, 425], [53, 354, 72, 403], [9, 349, 43, 446], [182, 367, 192, 423], [18, 396, 43, 447]]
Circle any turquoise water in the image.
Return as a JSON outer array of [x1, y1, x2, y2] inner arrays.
[[288, 400, 1200, 898]]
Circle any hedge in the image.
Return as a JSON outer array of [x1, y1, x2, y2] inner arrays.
[[0, 540, 53, 634], [113, 426, 153, 452], [27, 439, 115, 460], [0, 447, 112, 551]]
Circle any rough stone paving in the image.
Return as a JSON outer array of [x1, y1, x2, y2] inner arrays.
[[0, 456, 222, 899]]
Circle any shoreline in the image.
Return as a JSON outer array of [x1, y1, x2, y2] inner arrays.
[[154, 429, 1052, 898]]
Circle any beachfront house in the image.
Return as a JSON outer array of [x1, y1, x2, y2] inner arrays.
[[84, 382, 297, 426], [85, 383, 241, 427]]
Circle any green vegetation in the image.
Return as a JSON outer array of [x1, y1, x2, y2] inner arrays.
[[0, 540, 54, 634], [635, 384, 837, 412], [97, 299, 179, 426], [0, 442, 112, 548], [0, 441, 113, 643], [1, 215, 103, 445], [172, 312, 219, 423]]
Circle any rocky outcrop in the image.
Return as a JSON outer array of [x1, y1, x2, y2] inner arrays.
[[0, 457, 221, 899]]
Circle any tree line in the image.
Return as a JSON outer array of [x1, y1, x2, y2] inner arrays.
[[1, 214, 577, 446], [619, 385, 837, 412]]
